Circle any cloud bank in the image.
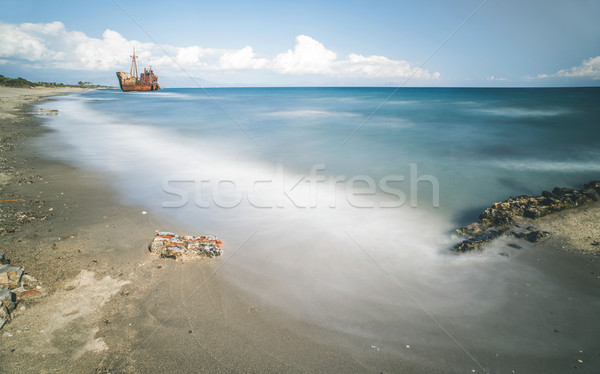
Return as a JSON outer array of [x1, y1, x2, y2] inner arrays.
[[0, 21, 439, 81], [536, 56, 600, 81]]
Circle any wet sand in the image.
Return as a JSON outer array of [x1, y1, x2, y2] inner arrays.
[[0, 87, 599, 373]]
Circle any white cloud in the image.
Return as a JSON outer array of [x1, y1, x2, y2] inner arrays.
[[0, 21, 144, 70], [73, 29, 134, 70], [174, 46, 205, 65], [486, 75, 507, 81], [0, 21, 63, 62], [556, 56, 600, 79], [269, 35, 439, 79], [0, 20, 439, 82], [272, 35, 337, 74], [217, 46, 269, 70], [533, 56, 600, 81], [342, 53, 440, 79]]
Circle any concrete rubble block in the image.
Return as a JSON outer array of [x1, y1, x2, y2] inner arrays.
[[0, 288, 16, 329], [0, 288, 16, 313], [21, 274, 38, 288], [0, 265, 24, 288], [148, 231, 224, 261]]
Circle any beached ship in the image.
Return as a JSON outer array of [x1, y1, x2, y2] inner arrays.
[[116, 48, 160, 92]]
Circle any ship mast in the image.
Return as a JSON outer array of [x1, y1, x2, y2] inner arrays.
[[129, 47, 138, 78]]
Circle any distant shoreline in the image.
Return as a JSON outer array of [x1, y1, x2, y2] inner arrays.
[[0, 74, 116, 89]]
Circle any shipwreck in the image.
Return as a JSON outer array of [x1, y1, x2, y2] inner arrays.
[[116, 48, 160, 92]]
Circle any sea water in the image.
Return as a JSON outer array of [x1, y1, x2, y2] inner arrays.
[[36, 87, 600, 216], [34, 87, 600, 357]]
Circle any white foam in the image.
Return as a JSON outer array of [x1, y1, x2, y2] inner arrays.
[[474, 107, 569, 118], [123, 91, 195, 100], [265, 109, 360, 118], [488, 158, 600, 172]]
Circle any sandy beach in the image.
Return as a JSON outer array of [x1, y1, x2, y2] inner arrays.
[[0, 87, 599, 373]]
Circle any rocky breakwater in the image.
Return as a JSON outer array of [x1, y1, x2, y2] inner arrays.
[[453, 181, 600, 253]]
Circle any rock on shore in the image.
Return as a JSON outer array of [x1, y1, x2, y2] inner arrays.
[[148, 231, 223, 260], [453, 181, 600, 252], [0, 254, 39, 330]]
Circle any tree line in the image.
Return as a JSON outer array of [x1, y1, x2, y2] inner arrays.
[[0, 75, 114, 88]]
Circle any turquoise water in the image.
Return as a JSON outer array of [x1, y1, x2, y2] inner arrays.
[[38, 87, 600, 225]]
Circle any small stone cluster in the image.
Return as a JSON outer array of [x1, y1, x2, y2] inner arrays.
[[28, 108, 59, 115], [1, 128, 53, 236], [453, 181, 600, 253], [0, 251, 40, 330], [0, 196, 53, 236], [148, 232, 224, 260]]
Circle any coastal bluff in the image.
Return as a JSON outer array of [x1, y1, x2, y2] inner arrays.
[[452, 181, 600, 253]]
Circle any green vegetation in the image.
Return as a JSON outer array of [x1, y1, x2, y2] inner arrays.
[[0, 75, 115, 89], [0, 75, 37, 88]]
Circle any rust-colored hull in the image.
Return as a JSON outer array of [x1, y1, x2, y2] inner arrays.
[[119, 83, 159, 92], [116, 72, 160, 92]]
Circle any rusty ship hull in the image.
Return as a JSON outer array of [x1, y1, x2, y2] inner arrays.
[[116, 72, 160, 92]]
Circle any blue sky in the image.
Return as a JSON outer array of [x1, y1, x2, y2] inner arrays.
[[1, 0, 599, 87]]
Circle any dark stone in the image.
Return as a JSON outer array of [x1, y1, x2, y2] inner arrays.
[[452, 228, 508, 253], [583, 181, 600, 191], [525, 230, 550, 242], [523, 208, 541, 219], [541, 190, 556, 199], [583, 190, 600, 201], [507, 243, 523, 249], [552, 187, 573, 197]]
